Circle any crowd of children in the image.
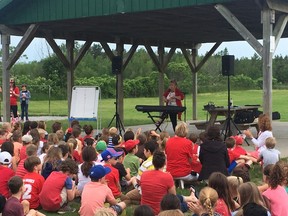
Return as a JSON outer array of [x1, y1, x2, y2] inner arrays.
[[0, 116, 287, 216]]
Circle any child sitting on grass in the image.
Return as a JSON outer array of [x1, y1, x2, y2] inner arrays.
[[79, 165, 126, 216], [2, 176, 44, 216], [257, 137, 280, 168], [22, 156, 45, 209], [0, 151, 15, 199], [39, 158, 78, 214]]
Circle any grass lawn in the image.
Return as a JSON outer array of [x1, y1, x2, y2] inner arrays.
[[10, 89, 287, 129]]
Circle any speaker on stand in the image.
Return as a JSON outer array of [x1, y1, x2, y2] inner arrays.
[[221, 55, 241, 140], [108, 56, 125, 135]]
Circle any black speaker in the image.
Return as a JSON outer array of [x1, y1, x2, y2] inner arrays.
[[222, 55, 234, 76], [112, 56, 122, 74]]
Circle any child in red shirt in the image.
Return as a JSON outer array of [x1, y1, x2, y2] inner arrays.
[[0, 151, 15, 198], [101, 148, 127, 200], [188, 133, 202, 174], [22, 156, 45, 209]]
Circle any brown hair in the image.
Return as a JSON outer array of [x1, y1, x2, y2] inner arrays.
[[258, 114, 272, 132], [237, 182, 267, 215], [268, 160, 285, 189], [225, 137, 235, 149], [24, 156, 41, 172], [81, 146, 97, 177]]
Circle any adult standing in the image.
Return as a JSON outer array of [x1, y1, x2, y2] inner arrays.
[[20, 84, 31, 121], [165, 122, 197, 181], [198, 126, 230, 181], [244, 113, 273, 158], [9, 78, 20, 119], [163, 80, 184, 131]]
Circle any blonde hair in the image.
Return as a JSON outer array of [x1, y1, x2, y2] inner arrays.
[[158, 209, 184, 216], [175, 122, 188, 138], [265, 137, 276, 149], [109, 127, 118, 136], [227, 176, 243, 198], [199, 187, 218, 216]]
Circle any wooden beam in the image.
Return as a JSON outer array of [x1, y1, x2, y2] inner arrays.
[[273, 14, 288, 49], [122, 44, 138, 71], [66, 39, 74, 115], [145, 45, 161, 72], [195, 42, 221, 72], [100, 42, 114, 61], [267, 0, 288, 13], [163, 47, 176, 70], [181, 48, 195, 72], [74, 41, 92, 68], [45, 33, 70, 68], [6, 24, 38, 70], [215, 4, 263, 57], [0, 25, 23, 35]]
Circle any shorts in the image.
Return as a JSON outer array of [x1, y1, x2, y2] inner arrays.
[[110, 204, 123, 216]]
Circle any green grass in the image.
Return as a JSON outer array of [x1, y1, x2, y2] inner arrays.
[[5, 89, 287, 127]]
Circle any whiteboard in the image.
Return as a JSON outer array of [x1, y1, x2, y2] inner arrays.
[[69, 86, 100, 121]]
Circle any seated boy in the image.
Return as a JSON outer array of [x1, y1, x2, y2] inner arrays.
[[101, 148, 128, 200], [2, 176, 44, 216], [0, 151, 15, 198], [39, 158, 78, 214], [79, 165, 126, 216], [22, 156, 45, 209], [121, 132, 141, 177]]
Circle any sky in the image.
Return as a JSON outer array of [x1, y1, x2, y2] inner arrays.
[[3, 36, 288, 63]]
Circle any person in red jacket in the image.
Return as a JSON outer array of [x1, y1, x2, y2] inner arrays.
[[163, 80, 184, 131], [9, 78, 20, 119]]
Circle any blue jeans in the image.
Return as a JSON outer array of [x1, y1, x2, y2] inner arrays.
[[21, 102, 29, 120]]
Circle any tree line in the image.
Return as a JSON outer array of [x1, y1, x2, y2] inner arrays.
[[0, 43, 287, 100]]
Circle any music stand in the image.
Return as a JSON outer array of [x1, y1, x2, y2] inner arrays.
[[108, 69, 125, 136]]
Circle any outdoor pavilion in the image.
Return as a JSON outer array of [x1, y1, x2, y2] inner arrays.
[[0, 0, 288, 124]]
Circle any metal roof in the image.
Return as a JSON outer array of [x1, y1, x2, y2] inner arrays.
[[0, 0, 285, 47]]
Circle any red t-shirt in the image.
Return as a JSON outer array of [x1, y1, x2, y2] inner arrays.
[[10, 86, 20, 106], [191, 143, 202, 173], [141, 170, 174, 215], [165, 136, 193, 177], [22, 172, 45, 209], [72, 150, 83, 163], [15, 159, 28, 178], [19, 145, 27, 161], [104, 164, 120, 197], [227, 149, 239, 164], [215, 198, 230, 216], [0, 166, 15, 198], [39, 171, 71, 211], [233, 146, 247, 157]]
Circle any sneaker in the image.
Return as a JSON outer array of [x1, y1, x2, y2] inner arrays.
[[57, 204, 76, 214]]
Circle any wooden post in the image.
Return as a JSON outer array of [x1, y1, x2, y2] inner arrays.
[[262, 6, 274, 118], [116, 42, 124, 122], [66, 39, 75, 117], [158, 46, 165, 106], [192, 47, 198, 120], [1, 34, 11, 122]]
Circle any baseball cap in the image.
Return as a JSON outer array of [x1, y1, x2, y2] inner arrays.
[[101, 148, 123, 161], [22, 134, 33, 143], [120, 139, 139, 152], [89, 165, 111, 180], [96, 140, 107, 151], [231, 135, 243, 145], [0, 151, 12, 165]]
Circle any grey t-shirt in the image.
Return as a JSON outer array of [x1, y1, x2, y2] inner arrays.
[[260, 148, 280, 167]]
